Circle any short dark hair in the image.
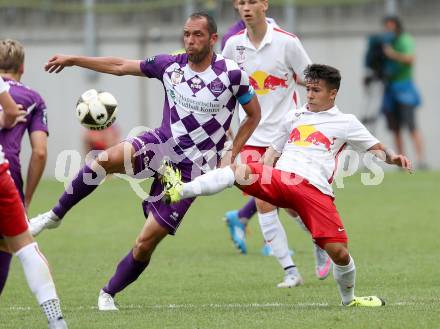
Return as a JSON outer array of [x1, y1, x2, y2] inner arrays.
[[189, 11, 217, 35], [383, 15, 404, 34], [304, 64, 341, 91]]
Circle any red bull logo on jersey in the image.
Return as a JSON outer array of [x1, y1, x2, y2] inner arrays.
[[288, 125, 336, 151], [249, 70, 288, 95]]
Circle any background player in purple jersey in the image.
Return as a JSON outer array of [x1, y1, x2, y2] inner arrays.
[[0, 38, 49, 294], [0, 39, 49, 206], [29, 12, 261, 311], [0, 77, 26, 129], [0, 40, 67, 329]]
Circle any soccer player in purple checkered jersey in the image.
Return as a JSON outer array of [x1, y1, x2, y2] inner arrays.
[[29, 12, 261, 311]]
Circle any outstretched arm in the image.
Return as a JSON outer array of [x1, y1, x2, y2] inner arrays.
[[24, 131, 48, 209], [368, 143, 412, 172], [230, 96, 261, 163], [45, 54, 144, 76], [0, 90, 26, 128]]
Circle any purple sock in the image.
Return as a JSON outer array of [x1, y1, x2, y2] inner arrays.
[[238, 197, 257, 220], [0, 250, 12, 295], [103, 250, 149, 297], [53, 165, 105, 219]]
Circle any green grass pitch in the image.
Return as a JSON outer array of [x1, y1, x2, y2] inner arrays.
[[1, 171, 439, 328]]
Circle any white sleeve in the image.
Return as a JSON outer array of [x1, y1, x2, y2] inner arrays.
[[286, 37, 312, 82], [266, 17, 279, 28], [0, 77, 9, 94], [346, 115, 380, 151], [221, 38, 234, 61], [271, 112, 296, 152]]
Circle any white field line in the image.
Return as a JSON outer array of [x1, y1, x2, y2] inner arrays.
[[2, 301, 418, 312]]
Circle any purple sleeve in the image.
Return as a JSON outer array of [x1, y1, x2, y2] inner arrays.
[[28, 95, 49, 135], [139, 54, 175, 80], [221, 20, 246, 51], [228, 69, 255, 106]]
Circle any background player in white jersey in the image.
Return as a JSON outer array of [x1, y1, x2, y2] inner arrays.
[[29, 12, 261, 310], [222, 0, 331, 287], [220, 0, 278, 50], [162, 64, 412, 307], [221, 0, 281, 258], [0, 77, 67, 329]]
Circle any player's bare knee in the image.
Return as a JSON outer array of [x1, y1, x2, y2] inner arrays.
[[256, 199, 276, 213], [285, 208, 299, 218], [133, 238, 156, 261], [94, 149, 122, 174], [0, 240, 11, 253], [331, 248, 350, 266]]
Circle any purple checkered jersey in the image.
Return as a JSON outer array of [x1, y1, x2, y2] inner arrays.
[[140, 53, 255, 172], [0, 78, 48, 195]]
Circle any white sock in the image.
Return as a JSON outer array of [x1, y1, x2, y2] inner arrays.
[[181, 166, 235, 199], [41, 298, 64, 321], [258, 210, 295, 270], [284, 265, 299, 277], [15, 242, 59, 305], [333, 255, 356, 304]]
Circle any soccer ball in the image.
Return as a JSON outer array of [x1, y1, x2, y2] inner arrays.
[[76, 89, 118, 130]]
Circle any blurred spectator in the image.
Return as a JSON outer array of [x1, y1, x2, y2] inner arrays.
[[203, 0, 217, 19], [380, 16, 426, 169], [364, 30, 395, 85]]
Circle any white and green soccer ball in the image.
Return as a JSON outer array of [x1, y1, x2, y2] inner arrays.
[[76, 89, 118, 130]]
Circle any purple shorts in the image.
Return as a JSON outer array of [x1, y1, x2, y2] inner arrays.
[[128, 129, 196, 235]]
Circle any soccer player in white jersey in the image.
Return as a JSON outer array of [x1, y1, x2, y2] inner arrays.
[[29, 12, 261, 310], [222, 0, 331, 287], [221, 1, 281, 259], [162, 64, 412, 307], [0, 77, 68, 329]]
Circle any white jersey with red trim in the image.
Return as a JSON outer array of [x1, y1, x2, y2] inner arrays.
[[271, 105, 379, 196], [222, 23, 311, 147]]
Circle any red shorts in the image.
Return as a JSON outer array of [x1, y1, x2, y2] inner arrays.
[[0, 167, 28, 237], [239, 146, 267, 196], [240, 145, 267, 164], [239, 163, 348, 249], [239, 145, 267, 164]]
